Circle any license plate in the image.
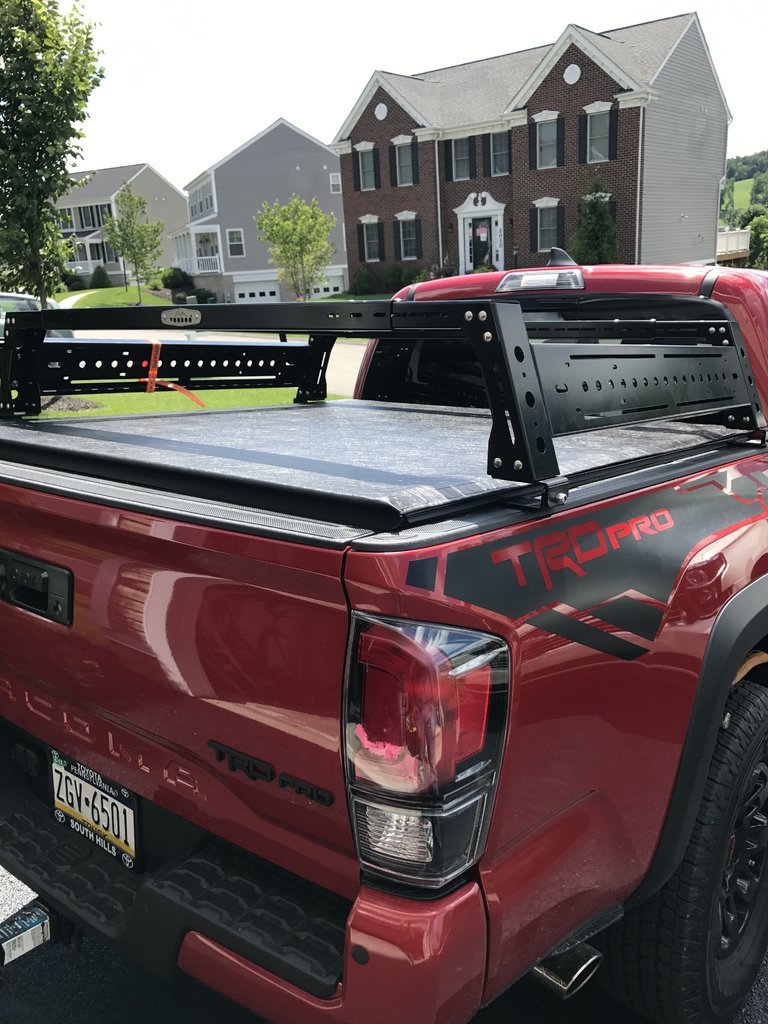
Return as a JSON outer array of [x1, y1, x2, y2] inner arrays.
[[51, 750, 138, 870]]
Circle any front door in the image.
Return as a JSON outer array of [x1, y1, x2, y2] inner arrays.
[[471, 217, 492, 270]]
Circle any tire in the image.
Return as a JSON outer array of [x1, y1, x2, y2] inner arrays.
[[599, 679, 768, 1023]]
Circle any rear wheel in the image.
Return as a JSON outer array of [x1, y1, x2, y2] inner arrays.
[[600, 679, 768, 1023]]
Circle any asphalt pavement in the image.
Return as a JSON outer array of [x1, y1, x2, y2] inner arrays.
[[1, 865, 767, 1024]]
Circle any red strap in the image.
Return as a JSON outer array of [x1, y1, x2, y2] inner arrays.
[[139, 339, 206, 408]]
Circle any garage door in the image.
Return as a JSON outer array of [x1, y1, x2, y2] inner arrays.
[[234, 281, 282, 303]]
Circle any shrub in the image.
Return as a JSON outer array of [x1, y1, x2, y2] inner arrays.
[[400, 266, 425, 285], [146, 274, 164, 291], [65, 274, 86, 291], [383, 264, 404, 291], [89, 264, 110, 288], [191, 287, 217, 304], [161, 266, 192, 289], [348, 267, 380, 295]]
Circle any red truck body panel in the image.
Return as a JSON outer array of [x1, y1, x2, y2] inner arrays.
[[0, 477, 360, 899], [344, 450, 768, 1000]]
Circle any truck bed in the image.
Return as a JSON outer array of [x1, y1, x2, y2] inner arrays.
[[0, 400, 734, 537]]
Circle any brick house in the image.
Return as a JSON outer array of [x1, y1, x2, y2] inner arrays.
[[332, 13, 729, 284]]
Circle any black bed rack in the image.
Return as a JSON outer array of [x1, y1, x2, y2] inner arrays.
[[3, 299, 764, 509]]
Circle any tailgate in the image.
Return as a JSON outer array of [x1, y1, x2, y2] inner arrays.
[[0, 477, 358, 899]]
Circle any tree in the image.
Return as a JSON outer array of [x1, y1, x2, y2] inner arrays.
[[256, 195, 336, 301], [748, 215, 768, 268], [751, 173, 768, 207], [104, 183, 164, 304], [0, 0, 102, 304], [738, 204, 768, 229], [568, 175, 618, 265]]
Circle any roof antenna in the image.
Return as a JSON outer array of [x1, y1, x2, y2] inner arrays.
[[547, 247, 577, 267]]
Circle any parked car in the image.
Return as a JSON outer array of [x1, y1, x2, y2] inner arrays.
[[0, 293, 73, 338]]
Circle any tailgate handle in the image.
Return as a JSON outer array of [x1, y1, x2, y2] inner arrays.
[[0, 551, 72, 625]]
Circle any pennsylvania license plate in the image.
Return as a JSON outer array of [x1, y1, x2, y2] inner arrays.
[[51, 749, 138, 870]]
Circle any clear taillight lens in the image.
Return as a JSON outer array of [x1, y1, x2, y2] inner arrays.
[[344, 614, 509, 888]]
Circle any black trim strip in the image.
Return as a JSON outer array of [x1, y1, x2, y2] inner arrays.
[[591, 596, 664, 641], [526, 610, 649, 661]]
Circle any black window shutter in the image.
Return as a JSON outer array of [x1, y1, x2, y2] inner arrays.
[[529, 208, 538, 252], [393, 221, 401, 261], [357, 224, 365, 260], [528, 123, 537, 170], [556, 118, 565, 167], [482, 134, 491, 176], [415, 219, 423, 259], [373, 149, 381, 189], [444, 140, 453, 181], [609, 108, 618, 160], [352, 153, 361, 191], [468, 136, 477, 179], [507, 130, 512, 173], [411, 138, 420, 184], [578, 115, 587, 164], [556, 205, 565, 248], [389, 146, 397, 187], [377, 222, 385, 261], [608, 200, 617, 222]]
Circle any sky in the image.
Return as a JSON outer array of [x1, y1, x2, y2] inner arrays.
[[64, 0, 767, 192]]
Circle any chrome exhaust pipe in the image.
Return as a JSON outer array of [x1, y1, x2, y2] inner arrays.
[[530, 942, 603, 999]]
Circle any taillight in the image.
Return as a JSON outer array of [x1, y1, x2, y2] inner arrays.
[[344, 613, 509, 888]]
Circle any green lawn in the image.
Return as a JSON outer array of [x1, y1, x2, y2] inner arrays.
[[56, 286, 168, 308], [734, 178, 753, 208], [40, 387, 342, 419], [315, 292, 392, 301]]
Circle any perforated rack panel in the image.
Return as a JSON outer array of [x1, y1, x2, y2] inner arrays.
[[2, 299, 764, 501]]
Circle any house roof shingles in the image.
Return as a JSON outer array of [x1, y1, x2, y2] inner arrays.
[[362, 13, 694, 133], [59, 164, 146, 204]]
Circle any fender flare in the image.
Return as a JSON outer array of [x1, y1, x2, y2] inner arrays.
[[629, 572, 768, 906]]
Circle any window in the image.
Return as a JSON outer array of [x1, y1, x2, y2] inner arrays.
[[104, 242, 116, 263], [363, 222, 380, 261], [400, 219, 417, 259], [359, 150, 376, 190], [78, 205, 94, 229], [588, 111, 610, 163], [189, 180, 214, 218], [396, 144, 413, 186], [58, 207, 73, 231], [491, 132, 510, 176], [227, 229, 245, 258], [538, 207, 559, 251], [537, 121, 557, 169], [330, 172, 341, 194], [98, 203, 112, 225], [453, 138, 471, 181]]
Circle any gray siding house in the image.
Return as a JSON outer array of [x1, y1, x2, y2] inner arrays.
[[172, 119, 347, 302], [639, 16, 730, 263], [56, 164, 187, 284]]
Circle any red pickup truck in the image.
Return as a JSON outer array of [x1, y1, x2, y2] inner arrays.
[[1, 256, 768, 1024]]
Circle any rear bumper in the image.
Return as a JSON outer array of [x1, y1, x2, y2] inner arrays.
[[180, 883, 487, 1024], [0, 726, 487, 1024]]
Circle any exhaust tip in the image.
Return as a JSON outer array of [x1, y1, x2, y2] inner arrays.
[[530, 942, 602, 999]]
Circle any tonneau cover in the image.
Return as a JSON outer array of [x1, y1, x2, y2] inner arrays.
[[0, 401, 733, 532]]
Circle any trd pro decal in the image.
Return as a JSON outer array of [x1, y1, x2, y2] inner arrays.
[[407, 463, 768, 659]]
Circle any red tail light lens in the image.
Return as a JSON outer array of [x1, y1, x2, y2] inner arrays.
[[344, 614, 509, 887]]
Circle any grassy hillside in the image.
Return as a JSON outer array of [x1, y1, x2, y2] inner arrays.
[[733, 178, 753, 208]]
